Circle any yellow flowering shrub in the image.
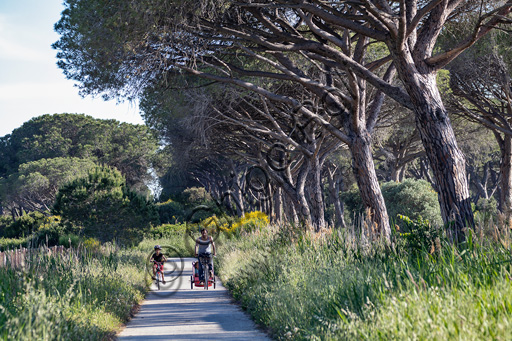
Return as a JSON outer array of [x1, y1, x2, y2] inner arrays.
[[84, 237, 101, 252], [219, 211, 269, 235]]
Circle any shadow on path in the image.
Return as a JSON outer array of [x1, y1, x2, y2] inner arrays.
[[117, 257, 270, 341]]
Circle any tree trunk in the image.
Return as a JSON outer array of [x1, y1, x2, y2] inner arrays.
[[273, 186, 283, 224], [394, 59, 474, 242], [500, 136, 512, 228], [296, 179, 313, 229], [349, 132, 391, 240], [309, 156, 326, 232], [327, 168, 346, 229]]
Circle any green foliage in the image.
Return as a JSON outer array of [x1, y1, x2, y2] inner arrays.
[[181, 187, 212, 205], [216, 226, 512, 340], [0, 114, 159, 193], [342, 178, 442, 226], [53, 166, 159, 244], [396, 215, 441, 255], [58, 233, 81, 248], [2, 211, 46, 238], [0, 237, 28, 251], [0, 247, 147, 340], [146, 223, 186, 238], [32, 216, 66, 247], [156, 199, 185, 223], [1, 157, 98, 214], [474, 197, 498, 224], [382, 179, 442, 226]]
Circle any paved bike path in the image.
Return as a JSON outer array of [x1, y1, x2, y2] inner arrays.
[[117, 257, 270, 340]]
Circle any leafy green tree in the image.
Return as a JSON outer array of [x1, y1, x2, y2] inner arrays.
[[0, 114, 159, 193], [1, 157, 97, 216], [53, 166, 159, 243]]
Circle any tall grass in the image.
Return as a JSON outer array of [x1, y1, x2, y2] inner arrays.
[[0, 246, 147, 340], [216, 225, 512, 340]]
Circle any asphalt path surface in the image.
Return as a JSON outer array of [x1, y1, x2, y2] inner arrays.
[[117, 257, 270, 340]]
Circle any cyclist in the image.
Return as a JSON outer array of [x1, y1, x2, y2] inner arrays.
[[151, 245, 167, 284], [194, 228, 216, 284]]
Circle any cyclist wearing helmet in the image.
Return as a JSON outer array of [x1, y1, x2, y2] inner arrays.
[[151, 245, 167, 284]]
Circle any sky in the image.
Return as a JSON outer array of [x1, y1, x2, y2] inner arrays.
[[0, 0, 145, 137]]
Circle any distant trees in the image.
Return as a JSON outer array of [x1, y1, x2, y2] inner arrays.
[[0, 157, 97, 216], [0, 114, 161, 218], [448, 33, 512, 225], [53, 166, 159, 243], [0, 114, 159, 193]]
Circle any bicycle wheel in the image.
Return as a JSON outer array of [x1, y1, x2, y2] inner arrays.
[[190, 275, 193, 289], [204, 266, 209, 290]]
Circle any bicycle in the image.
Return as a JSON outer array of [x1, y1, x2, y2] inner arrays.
[[193, 253, 215, 290], [152, 261, 165, 290]]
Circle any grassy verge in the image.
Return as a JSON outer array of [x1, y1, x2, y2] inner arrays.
[[0, 246, 148, 340], [216, 227, 512, 340]]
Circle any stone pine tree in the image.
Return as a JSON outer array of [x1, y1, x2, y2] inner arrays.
[[53, 165, 159, 244], [54, 0, 512, 241]]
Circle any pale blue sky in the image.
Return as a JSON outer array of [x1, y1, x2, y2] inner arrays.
[[0, 0, 144, 137]]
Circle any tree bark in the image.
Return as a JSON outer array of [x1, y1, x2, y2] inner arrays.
[[308, 156, 326, 232], [349, 131, 391, 240], [273, 186, 283, 224], [327, 166, 346, 229], [499, 136, 512, 228], [394, 62, 474, 241]]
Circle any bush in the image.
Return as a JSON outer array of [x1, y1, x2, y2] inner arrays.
[[182, 187, 212, 205], [220, 211, 269, 236], [58, 233, 81, 248], [382, 179, 442, 226], [396, 215, 441, 254], [53, 165, 159, 244], [146, 223, 186, 238], [342, 178, 442, 226], [30, 216, 65, 247], [0, 215, 14, 236], [2, 211, 46, 238], [156, 199, 185, 223], [474, 197, 498, 224], [0, 237, 28, 251]]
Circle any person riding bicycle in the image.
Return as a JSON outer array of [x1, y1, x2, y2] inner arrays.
[[195, 228, 216, 284], [151, 245, 167, 284]]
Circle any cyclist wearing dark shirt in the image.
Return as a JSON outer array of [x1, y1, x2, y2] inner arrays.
[[195, 228, 216, 284], [151, 245, 167, 284]]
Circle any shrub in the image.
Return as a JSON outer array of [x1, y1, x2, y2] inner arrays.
[[396, 215, 441, 254], [2, 211, 46, 238], [382, 179, 442, 226], [474, 197, 498, 224], [182, 187, 212, 205], [220, 211, 269, 236], [342, 178, 442, 226], [58, 233, 81, 248], [32, 215, 65, 247], [156, 199, 185, 223], [146, 223, 186, 238], [53, 165, 159, 244]]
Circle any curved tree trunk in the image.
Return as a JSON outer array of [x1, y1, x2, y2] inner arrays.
[[394, 55, 474, 242], [349, 132, 391, 241]]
